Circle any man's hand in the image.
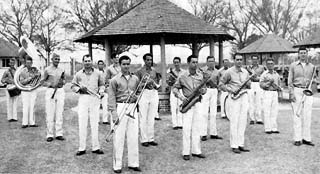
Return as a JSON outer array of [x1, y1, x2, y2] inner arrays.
[[289, 93, 296, 102], [181, 96, 188, 103], [79, 86, 88, 93], [129, 95, 138, 103], [111, 110, 119, 123]]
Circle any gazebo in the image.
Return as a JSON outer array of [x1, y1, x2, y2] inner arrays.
[[74, 0, 234, 92], [0, 38, 19, 67], [294, 31, 320, 48]]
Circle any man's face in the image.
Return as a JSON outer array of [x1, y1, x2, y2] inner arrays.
[[144, 55, 153, 67], [83, 56, 92, 69], [298, 50, 307, 62], [188, 57, 198, 70], [266, 60, 274, 71], [9, 60, 15, 67], [25, 60, 33, 68], [223, 60, 229, 68], [252, 57, 259, 65], [207, 57, 215, 68], [52, 56, 60, 67], [98, 62, 104, 70], [120, 59, 130, 73], [234, 55, 243, 67], [173, 59, 180, 69], [113, 56, 119, 65]]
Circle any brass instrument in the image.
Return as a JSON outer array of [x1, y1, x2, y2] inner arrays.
[[231, 73, 256, 100], [51, 72, 65, 99], [106, 74, 150, 142], [72, 82, 102, 99], [296, 66, 316, 117]]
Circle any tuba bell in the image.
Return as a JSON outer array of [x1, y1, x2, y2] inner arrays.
[[13, 35, 45, 91]]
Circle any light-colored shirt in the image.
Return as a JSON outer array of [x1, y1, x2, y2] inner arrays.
[[166, 67, 185, 86], [260, 70, 281, 91], [108, 72, 140, 112], [173, 70, 205, 98], [135, 66, 160, 90], [288, 61, 315, 94], [246, 65, 265, 82], [71, 68, 105, 94], [201, 66, 219, 88], [218, 67, 229, 81], [1, 67, 16, 85], [42, 65, 65, 87], [219, 66, 251, 93], [19, 67, 41, 86]]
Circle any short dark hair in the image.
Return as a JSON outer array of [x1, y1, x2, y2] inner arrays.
[[143, 53, 153, 60], [10, 58, 16, 62], [119, 55, 131, 64], [298, 47, 307, 52], [187, 55, 198, 63], [111, 53, 118, 59], [97, 60, 104, 65], [173, 57, 181, 63], [207, 56, 215, 61], [233, 53, 242, 59], [82, 54, 92, 61], [26, 57, 33, 62]]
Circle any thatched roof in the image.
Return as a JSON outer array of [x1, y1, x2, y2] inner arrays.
[[294, 31, 320, 48], [0, 38, 19, 58], [238, 34, 297, 54], [74, 0, 234, 45]]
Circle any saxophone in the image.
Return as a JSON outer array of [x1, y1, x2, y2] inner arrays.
[[230, 73, 256, 100]]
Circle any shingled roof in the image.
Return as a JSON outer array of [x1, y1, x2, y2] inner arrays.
[[294, 31, 320, 48], [238, 34, 297, 54], [74, 0, 234, 45], [0, 38, 19, 58]]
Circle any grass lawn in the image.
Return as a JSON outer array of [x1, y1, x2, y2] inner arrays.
[[0, 85, 319, 174]]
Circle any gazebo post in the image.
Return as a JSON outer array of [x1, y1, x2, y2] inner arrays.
[[150, 45, 153, 55], [160, 37, 166, 92], [192, 42, 199, 56], [104, 39, 112, 66], [218, 41, 223, 67], [88, 42, 93, 59], [209, 38, 215, 57]]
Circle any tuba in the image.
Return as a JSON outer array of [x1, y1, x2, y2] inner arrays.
[[14, 35, 45, 91]]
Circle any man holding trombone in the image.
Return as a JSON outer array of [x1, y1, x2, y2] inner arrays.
[[108, 55, 141, 173], [289, 47, 317, 146]]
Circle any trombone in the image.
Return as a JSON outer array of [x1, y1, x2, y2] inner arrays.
[[72, 82, 102, 99], [106, 74, 151, 142], [296, 66, 316, 117]]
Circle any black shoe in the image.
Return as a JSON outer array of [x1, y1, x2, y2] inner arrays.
[[141, 142, 149, 147], [76, 150, 86, 156], [192, 153, 205, 158], [302, 139, 315, 146], [155, 118, 161, 121], [210, 135, 223, 139], [46, 137, 54, 142], [232, 148, 241, 154], [8, 119, 14, 122], [183, 155, 190, 160], [178, 126, 183, 129], [294, 141, 302, 146], [238, 146, 250, 152], [221, 116, 227, 119], [128, 167, 141, 172], [92, 149, 104, 154], [29, 124, 39, 127], [265, 131, 272, 134], [21, 125, 28, 128], [113, 169, 122, 173], [201, 136, 207, 141], [103, 122, 110, 125], [12, 119, 18, 122], [272, 131, 280, 134], [148, 141, 158, 146], [256, 121, 263, 125], [173, 127, 179, 130], [56, 136, 65, 141], [249, 121, 255, 125]]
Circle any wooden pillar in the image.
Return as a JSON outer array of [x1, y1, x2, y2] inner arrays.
[[192, 42, 199, 56], [88, 42, 93, 58], [104, 39, 112, 66], [218, 41, 223, 68], [160, 37, 166, 92], [150, 45, 153, 55], [209, 38, 215, 57]]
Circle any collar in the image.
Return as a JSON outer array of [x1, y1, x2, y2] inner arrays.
[[99, 69, 105, 73], [298, 60, 308, 65], [120, 72, 132, 78], [205, 65, 215, 71], [266, 70, 275, 74], [234, 66, 243, 73], [188, 69, 199, 76], [143, 65, 153, 71], [82, 67, 94, 73]]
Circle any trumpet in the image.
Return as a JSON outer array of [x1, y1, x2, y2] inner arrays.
[[106, 74, 150, 142], [72, 82, 102, 99]]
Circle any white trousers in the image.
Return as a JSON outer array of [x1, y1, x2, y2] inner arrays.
[[200, 88, 218, 136], [263, 91, 278, 132], [101, 93, 110, 122], [170, 90, 182, 127], [5, 90, 18, 120], [21, 91, 37, 125], [139, 89, 158, 143], [78, 95, 100, 151], [291, 87, 313, 141], [182, 102, 202, 155], [45, 88, 65, 138], [229, 93, 249, 148], [249, 82, 262, 122], [220, 91, 228, 118], [113, 103, 139, 170]]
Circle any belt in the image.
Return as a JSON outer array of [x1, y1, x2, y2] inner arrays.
[[251, 80, 260, 82], [265, 89, 277, 91], [293, 85, 306, 88], [207, 86, 217, 89], [48, 86, 62, 89], [117, 101, 136, 104]]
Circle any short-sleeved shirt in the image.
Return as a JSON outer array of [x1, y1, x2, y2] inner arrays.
[[201, 66, 219, 88], [42, 65, 65, 88], [218, 67, 229, 81], [288, 61, 315, 91], [166, 67, 185, 86], [1, 67, 16, 85], [219, 66, 251, 93], [71, 68, 105, 94], [260, 70, 281, 91], [135, 66, 160, 90], [173, 70, 204, 98], [246, 65, 265, 82]]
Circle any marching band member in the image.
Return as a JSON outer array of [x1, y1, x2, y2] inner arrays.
[[200, 56, 223, 141], [71, 54, 105, 155], [1, 58, 19, 122], [108, 55, 141, 173], [289, 47, 317, 146], [105, 53, 121, 124], [42, 53, 66, 142], [173, 55, 206, 160], [19, 57, 40, 128], [259, 58, 281, 134], [247, 55, 265, 125], [135, 53, 160, 147], [218, 59, 230, 119], [166, 57, 184, 129], [219, 53, 251, 154], [97, 60, 109, 124]]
